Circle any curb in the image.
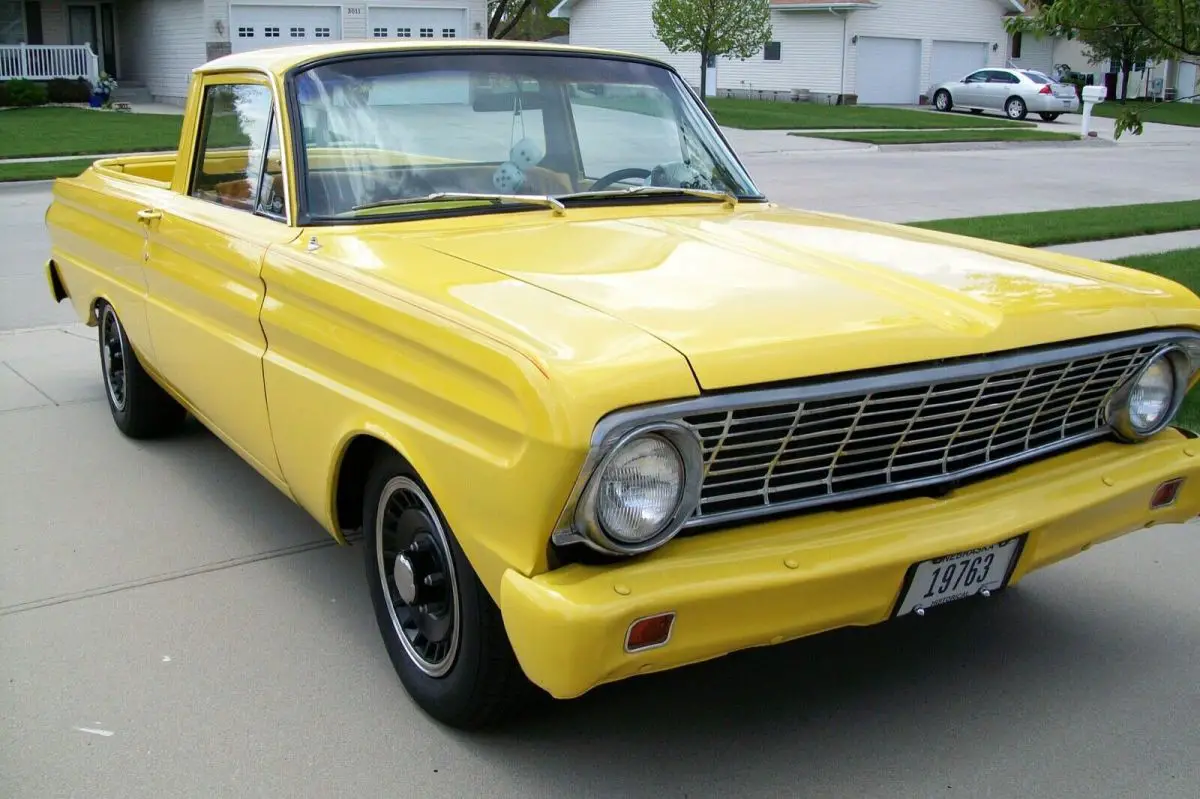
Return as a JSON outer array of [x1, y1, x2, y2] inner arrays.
[[875, 137, 1116, 152], [0, 179, 57, 190]]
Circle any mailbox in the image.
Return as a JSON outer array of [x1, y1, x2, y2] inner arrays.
[[1082, 85, 1107, 103]]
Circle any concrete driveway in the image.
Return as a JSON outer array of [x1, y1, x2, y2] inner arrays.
[[3, 138, 1200, 797]]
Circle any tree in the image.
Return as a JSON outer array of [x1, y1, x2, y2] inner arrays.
[[1013, 0, 1199, 57], [498, 0, 569, 41], [651, 0, 773, 102], [1008, 0, 1200, 136], [488, 0, 538, 40], [1074, 5, 1163, 102]]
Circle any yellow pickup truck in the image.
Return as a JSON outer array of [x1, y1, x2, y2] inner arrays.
[[44, 39, 1200, 729]]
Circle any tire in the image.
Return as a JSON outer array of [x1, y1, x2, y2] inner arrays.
[[1038, 112, 1061, 122], [97, 301, 186, 439], [933, 90, 952, 112], [1005, 96, 1028, 121], [363, 451, 533, 729]]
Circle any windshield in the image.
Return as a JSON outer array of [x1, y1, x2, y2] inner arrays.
[[1021, 71, 1052, 84], [289, 51, 762, 220]]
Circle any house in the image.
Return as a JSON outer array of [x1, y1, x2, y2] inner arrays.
[[550, 0, 1199, 105], [0, 0, 488, 104], [550, 0, 1033, 104]]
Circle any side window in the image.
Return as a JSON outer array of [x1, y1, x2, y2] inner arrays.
[[190, 83, 274, 214], [256, 120, 286, 219], [964, 71, 987, 83]]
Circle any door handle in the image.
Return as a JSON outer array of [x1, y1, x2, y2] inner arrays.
[[136, 209, 162, 223]]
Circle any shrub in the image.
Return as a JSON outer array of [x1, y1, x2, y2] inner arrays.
[[0, 82, 9, 107], [6, 79, 48, 107], [47, 78, 92, 104]]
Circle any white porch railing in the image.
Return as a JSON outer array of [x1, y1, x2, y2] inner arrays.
[[0, 44, 100, 86]]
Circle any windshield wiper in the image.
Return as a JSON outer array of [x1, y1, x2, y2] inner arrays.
[[560, 185, 738, 208], [351, 192, 566, 216]]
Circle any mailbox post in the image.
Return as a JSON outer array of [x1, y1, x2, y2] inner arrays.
[[1081, 84, 1107, 137]]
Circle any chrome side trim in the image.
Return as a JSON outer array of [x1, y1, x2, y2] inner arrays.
[[550, 328, 1200, 547]]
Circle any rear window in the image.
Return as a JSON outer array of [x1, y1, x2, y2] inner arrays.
[[1021, 71, 1051, 84]]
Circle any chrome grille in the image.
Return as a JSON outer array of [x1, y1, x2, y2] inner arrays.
[[682, 344, 1155, 523]]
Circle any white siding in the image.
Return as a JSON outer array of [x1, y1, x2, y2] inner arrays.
[[1009, 31, 1054, 75], [568, 0, 846, 96], [120, 0, 206, 104]]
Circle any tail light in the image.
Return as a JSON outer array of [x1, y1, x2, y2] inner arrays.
[[1039, 84, 1053, 95]]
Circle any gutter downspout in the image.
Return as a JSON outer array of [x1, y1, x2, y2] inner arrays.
[[830, 8, 847, 102]]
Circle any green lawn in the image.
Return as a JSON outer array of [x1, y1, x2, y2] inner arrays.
[[0, 157, 97, 183], [1090, 99, 1200, 128], [1112, 247, 1200, 430], [0, 108, 183, 158], [789, 129, 1078, 145], [703, 98, 1037, 130], [910, 200, 1200, 248]]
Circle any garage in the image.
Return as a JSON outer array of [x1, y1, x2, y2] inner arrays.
[[365, 6, 471, 105], [366, 6, 467, 40], [855, 36, 922, 105], [229, 5, 341, 53], [930, 40, 989, 88]]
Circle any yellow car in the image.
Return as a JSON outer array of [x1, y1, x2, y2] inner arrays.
[[44, 40, 1200, 729]]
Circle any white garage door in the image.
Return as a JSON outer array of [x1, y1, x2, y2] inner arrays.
[[366, 6, 470, 105], [366, 6, 467, 41], [930, 40, 988, 88], [230, 5, 341, 53], [855, 36, 921, 105]]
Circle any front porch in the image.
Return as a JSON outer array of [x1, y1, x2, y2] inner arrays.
[[0, 0, 124, 84]]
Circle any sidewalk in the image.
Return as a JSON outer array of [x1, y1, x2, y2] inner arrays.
[[1043, 229, 1200, 260]]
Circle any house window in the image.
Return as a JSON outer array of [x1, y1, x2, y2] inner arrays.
[[442, 28, 456, 38], [1011, 31, 1022, 59], [0, 1, 25, 45], [764, 41, 781, 61], [419, 27, 433, 38], [314, 27, 331, 38], [237, 26, 254, 38], [264, 27, 279, 38], [397, 27, 411, 37], [290, 27, 305, 37], [373, 26, 387, 37]]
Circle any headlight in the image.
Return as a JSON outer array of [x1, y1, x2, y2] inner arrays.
[[572, 423, 703, 555], [1109, 345, 1190, 441]]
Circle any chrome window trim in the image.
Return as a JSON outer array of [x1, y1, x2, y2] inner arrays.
[[551, 328, 1200, 548]]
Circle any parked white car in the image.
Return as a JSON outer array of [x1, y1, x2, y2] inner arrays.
[[928, 68, 1081, 121]]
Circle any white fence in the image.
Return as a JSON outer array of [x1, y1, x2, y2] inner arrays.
[[0, 43, 100, 85]]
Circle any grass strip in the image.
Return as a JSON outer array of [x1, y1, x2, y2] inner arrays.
[[910, 200, 1200, 248]]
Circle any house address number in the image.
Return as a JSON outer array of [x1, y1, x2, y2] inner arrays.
[[347, 6, 364, 14]]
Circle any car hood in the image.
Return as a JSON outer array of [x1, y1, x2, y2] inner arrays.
[[413, 205, 1190, 390]]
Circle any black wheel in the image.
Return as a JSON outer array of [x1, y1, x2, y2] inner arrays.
[[1005, 96, 1028, 120], [933, 90, 952, 112], [97, 301, 186, 439], [1038, 112, 1061, 122], [363, 452, 532, 729]]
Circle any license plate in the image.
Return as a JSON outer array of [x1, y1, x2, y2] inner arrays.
[[894, 537, 1023, 617]]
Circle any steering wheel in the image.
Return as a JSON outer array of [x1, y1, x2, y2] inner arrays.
[[587, 167, 653, 192]]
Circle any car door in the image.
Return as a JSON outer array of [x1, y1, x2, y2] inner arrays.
[[956, 70, 990, 106], [138, 74, 297, 487], [983, 70, 1021, 110]]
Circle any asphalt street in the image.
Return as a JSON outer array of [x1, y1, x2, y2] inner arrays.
[[3, 134, 1200, 797]]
